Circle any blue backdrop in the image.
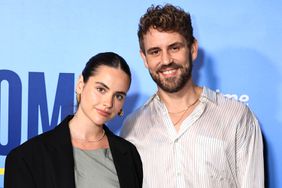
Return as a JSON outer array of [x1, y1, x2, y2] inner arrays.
[[1, 1, 281, 187]]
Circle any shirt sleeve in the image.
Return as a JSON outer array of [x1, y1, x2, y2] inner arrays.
[[236, 108, 264, 188], [120, 116, 132, 138]]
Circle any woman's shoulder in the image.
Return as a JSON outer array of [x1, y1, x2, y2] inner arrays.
[[104, 126, 137, 151], [7, 117, 71, 159], [6, 127, 57, 159]]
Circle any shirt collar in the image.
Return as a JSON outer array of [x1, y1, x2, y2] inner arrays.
[[143, 91, 159, 107], [200, 86, 217, 104]]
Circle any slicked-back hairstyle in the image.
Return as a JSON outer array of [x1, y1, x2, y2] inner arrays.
[[76, 52, 131, 104], [138, 4, 195, 53], [82, 52, 131, 84]]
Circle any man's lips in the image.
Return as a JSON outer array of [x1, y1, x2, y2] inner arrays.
[[157, 63, 181, 72], [161, 69, 177, 75], [157, 62, 182, 77], [158, 67, 179, 78]]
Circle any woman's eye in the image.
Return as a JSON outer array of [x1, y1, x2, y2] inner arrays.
[[97, 87, 106, 93], [115, 94, 124, 101]]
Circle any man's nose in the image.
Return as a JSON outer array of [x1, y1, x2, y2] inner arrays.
[[161, 51, 172, 65]]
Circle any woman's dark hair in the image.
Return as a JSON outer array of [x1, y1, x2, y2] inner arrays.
[[76, 52, 131, 104], [82, 52, 131, 84]]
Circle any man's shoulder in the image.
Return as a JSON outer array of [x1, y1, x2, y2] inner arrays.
[[205, 88, 247, 109], [216, 91, 248, 110], [123, 108, 145, 131], [121, 96, 155, 138], [203, 87, 252, 118], [209, 90, 257, 124], [126, 95, 156, 121], [204, 88, 259, 131]]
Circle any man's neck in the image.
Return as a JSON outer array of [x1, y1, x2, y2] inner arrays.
[[157, 82, 202, 112], [157, 82, 203, 132]]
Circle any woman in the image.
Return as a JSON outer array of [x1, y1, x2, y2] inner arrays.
[[4, 52, 143, 188]]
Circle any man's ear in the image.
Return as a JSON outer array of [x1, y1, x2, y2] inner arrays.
[[140, 49, 149, 68], [191, 39, 199, 61], [76, 75, 85, 94]]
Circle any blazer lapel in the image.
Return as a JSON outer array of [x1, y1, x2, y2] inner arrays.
[[45, 116, 76, 188], [105, 127, 136, 188]]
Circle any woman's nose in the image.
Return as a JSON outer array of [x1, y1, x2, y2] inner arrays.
[[103, 95, 113, 108]]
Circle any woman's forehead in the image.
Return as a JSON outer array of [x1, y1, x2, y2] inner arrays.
[[88, 66, 130, 91]]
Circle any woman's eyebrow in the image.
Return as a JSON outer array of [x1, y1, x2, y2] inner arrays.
[[96, 81, 127, 96], [95, 82, 109, 90]]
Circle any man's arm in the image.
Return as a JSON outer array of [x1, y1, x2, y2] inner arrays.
[[236, 109, 264, 188]]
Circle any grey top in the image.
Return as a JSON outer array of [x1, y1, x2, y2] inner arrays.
[[73, 147, 120, 188]]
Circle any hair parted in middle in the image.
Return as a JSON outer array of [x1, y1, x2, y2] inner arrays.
[[82, 52, 131, 84], [138, 4, 195, 53]]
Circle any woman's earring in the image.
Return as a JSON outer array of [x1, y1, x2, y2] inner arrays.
[[75, 91, 81, 104], [118, 109, 124, 117]]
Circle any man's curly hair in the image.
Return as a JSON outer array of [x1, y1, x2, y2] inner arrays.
[[138, 4, 195, 53]]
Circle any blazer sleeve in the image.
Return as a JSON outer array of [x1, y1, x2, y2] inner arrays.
[[4, 150, 36, 188], [130, 144, 143, 187]]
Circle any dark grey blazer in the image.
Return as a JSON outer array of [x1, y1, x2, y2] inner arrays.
[[4, 115, 143, 188]]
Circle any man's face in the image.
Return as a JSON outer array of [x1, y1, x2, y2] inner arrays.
[[140, 28, 197, 93]]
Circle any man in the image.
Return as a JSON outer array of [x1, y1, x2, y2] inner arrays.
[[121, 4, 264, 188]]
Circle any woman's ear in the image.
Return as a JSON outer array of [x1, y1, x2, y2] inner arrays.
[[76, 75, 85, 94]]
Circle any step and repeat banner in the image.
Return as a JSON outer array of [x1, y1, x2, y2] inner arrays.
[[1, 1, 281, 187]]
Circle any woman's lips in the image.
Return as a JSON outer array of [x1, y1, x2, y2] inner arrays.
[[96, 108, 111, 117]]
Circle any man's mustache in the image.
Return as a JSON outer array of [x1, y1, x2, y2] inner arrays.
[[157, 62, 182, 72]]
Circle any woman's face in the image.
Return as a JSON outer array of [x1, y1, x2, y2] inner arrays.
[[76, 65, 130, 126]]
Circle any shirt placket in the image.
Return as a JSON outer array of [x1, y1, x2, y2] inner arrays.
[[173, 137, 185, 188]]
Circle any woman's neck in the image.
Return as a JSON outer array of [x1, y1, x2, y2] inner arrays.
[[69, 111, 104, 140], [69, 114, 109, 150]]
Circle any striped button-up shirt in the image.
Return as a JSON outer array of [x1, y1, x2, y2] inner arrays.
[[121, 87, 264, 188]]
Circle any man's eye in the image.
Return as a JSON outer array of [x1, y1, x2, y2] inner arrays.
[[170, 46, 180, 52], [152, 50, 159, 54], [148, 49, 160, 56]]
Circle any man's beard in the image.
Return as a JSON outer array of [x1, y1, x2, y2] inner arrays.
[[149, 56, 193, 93]]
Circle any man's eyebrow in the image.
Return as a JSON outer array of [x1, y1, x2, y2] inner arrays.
[[168, 42, 185, 48], [146, 47, 160, 53]]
